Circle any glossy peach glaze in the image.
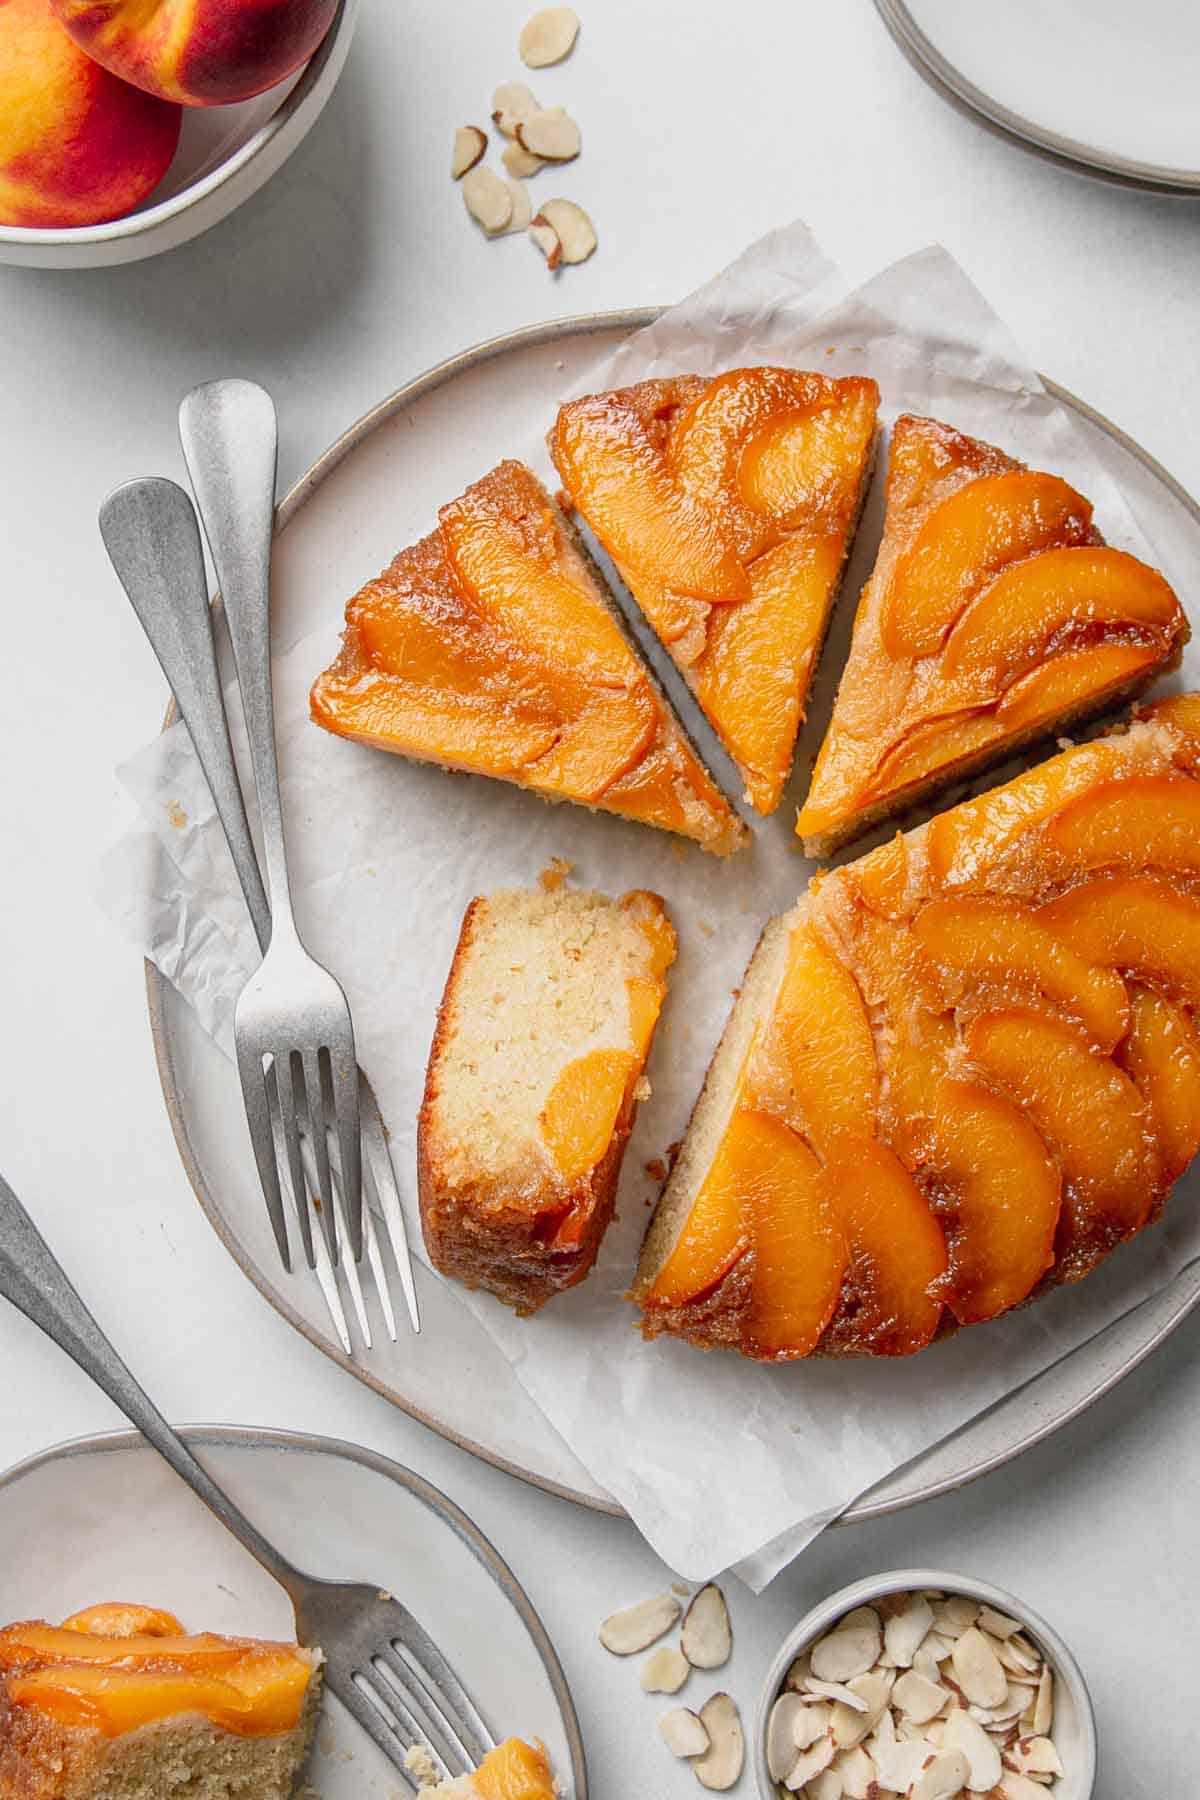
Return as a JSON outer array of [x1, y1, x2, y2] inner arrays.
[[0, 1605, 312, 1738], [797, 414, 1187, 850], [553, 370, 879, 812], [310, 461, 743, 855]]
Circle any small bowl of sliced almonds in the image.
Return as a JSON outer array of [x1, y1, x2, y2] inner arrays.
[[755, 1569, 1096, 1800]]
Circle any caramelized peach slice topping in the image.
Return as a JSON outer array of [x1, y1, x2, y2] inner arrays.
[[940, 546, 1182, 693], [1118, 987, 1200, 1182], [642, 1111, 753, 1309], [845, 832, 912, 920], [821, 1139, 946, 1354], [1140, 692, 1200, 773], [865, 706, 1002, 804], [553, 394, 748, 640], [697, 534, 841, 812], [0, 1626, 243, 1672], [965, 1009, 1157, 1276], [896, 1077, 1060, 1325], [994, 643, 1160, 731], [1040, 875, 1200, 1010], [599, 738, 745, 855], [527, 691, 659, 802], [473, 1736, 557, 1800], [912, 896, 1130, 1050], [1045, 775, 1200, 876], [59, 1605, 182, 1638], [880, 470, 1094, 659], [749, 922, 879, 1149], [311, 677, 561, 777], [539, 1050, 635, 1183], [621, 889, 678, 980], [736, 383, 878, 530], [6, 1665, 252, 1736], [742, 1112, 846, 1360]]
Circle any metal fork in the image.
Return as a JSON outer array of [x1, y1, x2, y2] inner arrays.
[[100, 476, 418, 1348], [0, 1172, 490, 1789]]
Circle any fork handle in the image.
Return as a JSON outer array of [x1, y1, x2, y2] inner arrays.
[[0, 1170, 307, 1605], [179, 380, 296, 935]]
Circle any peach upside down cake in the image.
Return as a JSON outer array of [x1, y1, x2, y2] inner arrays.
[[636, 697, 1200, 1360]]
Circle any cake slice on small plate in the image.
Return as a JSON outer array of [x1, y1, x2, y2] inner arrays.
[[552, 369, 879, 814], [0, 1601, 320, 1799], [420, 884, 675, 1314], [635, 697, 1200, 1361], [796, 412, 1188, 855], [310, 459, 745, 856]]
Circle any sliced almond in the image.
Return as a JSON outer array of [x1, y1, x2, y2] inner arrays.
[[451, 125, 487, 179], [804, 1677, 869, 1711], [941, 1596, 982, 1630], [808, 1768, 844, 1800], [491, 80, 539, 137], [870, 1734, 933, 1794], [952, 1627, 1008, 1709], [640, 1645, 689, 1694], [834, 1746, 876, 1800], [942, 1709, 1002, 1791], [793, 1700, 833, 1750], [1031, 1666, 1053, 1737], [537, 197, 596, 265], [659, 1707, 709, 1759], [528, 218, 562, 270], [810, 1621, 881, 1684], [693, 1693, 743, 1792], [1008, 1736, 1063, 1779], [976, 1607, 1022, 1641], [502, 139, 543, 178], [911, 1747, 970, 1800], [914, 1643, 946, 1684], [503, 178, 532, 232], [884, 1594, 934, 1670], [598, 1592, 680, 1655], [766, 1695, 808, 1782], [681, 1583, 732, 1670], [516, 109, 581, 162], [784, 1735, 835, 1791], [997, 1636, 1040, 1676], [831, 1672, 891, 1749], [892, 1669, 949, 1724], [785, 1653, 811, 1692], [998, 1775, 1049, 1800], [519, 5, 580, 67], [461, 165, 513, 236]]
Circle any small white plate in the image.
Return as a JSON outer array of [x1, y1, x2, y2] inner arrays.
[[0, 1425, 586, 1797], [0, 0, 358, 269], [876, 0, 1200, 194]]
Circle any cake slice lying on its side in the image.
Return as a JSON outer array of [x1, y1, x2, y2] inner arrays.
[[406, 1736, 557, 1797], [420, 884, 676, 1313], [635, 696, 1200, 1361], [0, 1602, 320, 1800], [551, 369, 879, 814], [795, 413, 1189, 855], [310, 459, 745, 856]]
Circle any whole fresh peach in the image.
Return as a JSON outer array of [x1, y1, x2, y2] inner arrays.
[[0, 0, 181, 229], [50, 0, 338, 107]]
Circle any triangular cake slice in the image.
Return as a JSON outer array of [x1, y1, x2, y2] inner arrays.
[[635, 697, 1200, 1360], [796, 413, 1188, 855], [551, 369, 879, 813], [310, 461, 745, 855]]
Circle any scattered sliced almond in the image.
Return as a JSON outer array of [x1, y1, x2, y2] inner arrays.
[[503, 178, 532, 232], [810, 1620, 881, 1684], [529, 217, 562, 270], [942, 1708, 1002, 1791], [502, 138, 543, 178], [461, 165, 513, 235], [834, 1745, 876, 1799], [451, 125, 487, 179], [519, 5, 580, 67], [784, 1734, 835, 1791], [640, 1645, 689, 1694], [892, 1669, 948, 1724], [952, 1627, 1008, 1709], [883, 1593, 934, 1669], [659, 1707, 709, 1759], [491, 80, 540, 137], [693, 1693, 743, 1792], [533, 198, 596, 267], [516, 108, 581, 161], [911, 1746, 970, 1800], [681, 1583, 732, 1670], [766, 1695, 807, 1782], [598, 1592, 680, 1656]]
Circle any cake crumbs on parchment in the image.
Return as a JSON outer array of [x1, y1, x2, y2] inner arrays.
[[166, 799, 187, 829], [538, 855, 574, 892], [671, 840, 689, 862], [644, 1157, 667, 1182], [697, 918, 715, 938]]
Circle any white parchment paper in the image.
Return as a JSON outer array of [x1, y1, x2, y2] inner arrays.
[[99, 224, 1200, 1586]]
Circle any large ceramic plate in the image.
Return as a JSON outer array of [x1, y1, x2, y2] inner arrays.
[[875, 0, 1200, 194], [0, 1425, 585, 1796], [148, 309, 1200, 1525]]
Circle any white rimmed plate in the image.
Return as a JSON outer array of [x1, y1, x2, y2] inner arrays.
[[145, 309, 1200, 1528], [0, 1424, 586, 1797], [0, 0, 358, 270]]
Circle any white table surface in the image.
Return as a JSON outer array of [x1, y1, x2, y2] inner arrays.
[[1, 3, 1197, 1794]]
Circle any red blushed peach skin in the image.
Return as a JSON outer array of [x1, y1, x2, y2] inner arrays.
[[51, 0, 337, 107], [0, 0, 181, 228]]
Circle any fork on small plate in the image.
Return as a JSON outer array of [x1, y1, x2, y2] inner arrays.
[[100, 382, 417, 1350], [0, 1171, 489, 1791]]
